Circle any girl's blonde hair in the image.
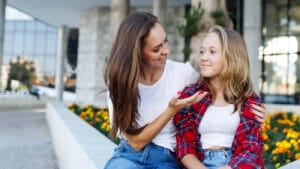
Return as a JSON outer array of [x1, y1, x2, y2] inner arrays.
[[203, 25, 253, 110]]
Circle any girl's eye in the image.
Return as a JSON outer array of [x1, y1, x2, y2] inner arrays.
[[200, 50, 204, 54], [210, 50, 216, 54]]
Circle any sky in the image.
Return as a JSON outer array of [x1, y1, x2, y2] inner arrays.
[[5, 6, 33, 20]]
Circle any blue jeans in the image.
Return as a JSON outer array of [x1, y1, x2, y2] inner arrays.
[[104, 139, 181, 169], [202, 148, 232, 169]]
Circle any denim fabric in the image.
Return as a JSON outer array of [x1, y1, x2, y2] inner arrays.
[[202, 148, 232, 169], [104, 139, 181, 169]]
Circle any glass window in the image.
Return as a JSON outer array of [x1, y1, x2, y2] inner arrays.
[[35, 32, 46, 55], [261, 0, 300, 104], [46, 32, 57, 55], [5, 21, 14, 32], [36, 22, 46, 32], [13, 32, 24, 55], [4, 32, 13, 54], [24, 32, 35, 57], [264, 3, 288, 36], [15, 21, 25, 32], [25, 21, 36, 32], [44, 57, 56, 75], [47, 26, 57, 33]]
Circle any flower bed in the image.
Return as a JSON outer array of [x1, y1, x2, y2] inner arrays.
[[262, 111, 300, 169], [68, 103, 300, 168], [67, 103, 119, 144]]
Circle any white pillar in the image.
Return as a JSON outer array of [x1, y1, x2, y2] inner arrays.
[[110, 0, 129, 40], [244, 0, 261, 93], [77, 7, 111, 107], [0, 0, 6, 88], [55, 25, 68, 101], [153, 0, 166, 26]]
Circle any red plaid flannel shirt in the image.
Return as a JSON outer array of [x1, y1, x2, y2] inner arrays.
[[174, 82, 264, 169]]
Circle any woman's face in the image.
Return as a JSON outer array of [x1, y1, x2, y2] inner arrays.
[[142, 23, 169, 71], [199, 32, 224, 80]]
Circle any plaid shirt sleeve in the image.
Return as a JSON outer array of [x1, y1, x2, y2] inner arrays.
[[173, 84, 200, 159], [228, 94, 265, 169], [174, 106, 198, 159]]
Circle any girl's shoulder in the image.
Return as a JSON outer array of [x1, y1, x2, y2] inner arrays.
[[180, 81, 208, 99]]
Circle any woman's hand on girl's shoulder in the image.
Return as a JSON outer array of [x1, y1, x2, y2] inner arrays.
[[250, 103, 267, 124]]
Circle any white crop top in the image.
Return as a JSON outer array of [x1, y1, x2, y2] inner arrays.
[[198, 104, 240, 149]]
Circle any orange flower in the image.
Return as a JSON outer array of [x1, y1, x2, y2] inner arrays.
[[295, 153, 300, 160]]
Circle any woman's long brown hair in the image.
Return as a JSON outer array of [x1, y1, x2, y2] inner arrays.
[[104, 12, 158, 139]]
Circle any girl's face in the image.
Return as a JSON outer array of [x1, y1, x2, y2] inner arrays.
[[142, 23, 169, 71], [199, 32, 224, 80]]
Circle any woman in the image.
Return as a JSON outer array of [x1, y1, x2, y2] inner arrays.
[[104, 12, 266, 169], [174, 26, 264, 169]]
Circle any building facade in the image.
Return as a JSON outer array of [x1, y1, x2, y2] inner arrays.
[[2, 0, 300, 107], [260, 0, 300, 104], [4, 19, 58, 76]]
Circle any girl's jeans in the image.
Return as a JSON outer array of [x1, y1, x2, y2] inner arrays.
[[104, 139, 181, 169], [202, 148, 232, 169]]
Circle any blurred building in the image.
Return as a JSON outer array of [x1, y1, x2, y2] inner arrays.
[[4, 6, 58, 77], [0, 0, 299, 108], [260, 0, 300, 104]]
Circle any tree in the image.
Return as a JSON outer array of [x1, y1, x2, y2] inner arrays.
[[6, 55, 37, 91], [177, 3, 204, 62]]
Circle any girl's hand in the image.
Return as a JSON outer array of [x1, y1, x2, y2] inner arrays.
[[251, 103, 267, 124], [168, 91, 208, 113]]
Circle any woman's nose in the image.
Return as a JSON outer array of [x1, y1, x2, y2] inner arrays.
[[162, 44, 170, 55]]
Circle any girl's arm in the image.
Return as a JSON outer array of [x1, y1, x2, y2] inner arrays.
[[181, 154, 208, 169], [125, 92, 207, 151]]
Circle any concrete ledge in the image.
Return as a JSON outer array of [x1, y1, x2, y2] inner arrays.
[[266, 104, 300, 115], [0, 95, 51, 110], [46, 101, 115, 169], [278, 160, 300, 169]]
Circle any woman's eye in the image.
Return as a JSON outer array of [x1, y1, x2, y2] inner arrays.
[[153, 48, 160, 53]]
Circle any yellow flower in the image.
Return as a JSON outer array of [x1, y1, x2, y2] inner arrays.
[[275, 163, 281, 168], [95, 117, 101, 122], [292, 114, 297, 122], [264, 144, 269, 151], [262, 133, 269, 141]]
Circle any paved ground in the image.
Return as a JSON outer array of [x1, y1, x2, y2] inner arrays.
[[0, 109, 59, 169]]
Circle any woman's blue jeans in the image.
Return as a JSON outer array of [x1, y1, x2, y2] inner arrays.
[[202, 148, 232, 169], [104, 139, 181, 169]]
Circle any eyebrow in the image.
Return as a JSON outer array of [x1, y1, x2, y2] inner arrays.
[[153, 36, 168, 49], [200, 46, 218, 49]]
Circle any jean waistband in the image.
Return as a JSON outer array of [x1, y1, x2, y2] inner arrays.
[[120, 139, 174, 153], [203, 147, 232, 152]]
